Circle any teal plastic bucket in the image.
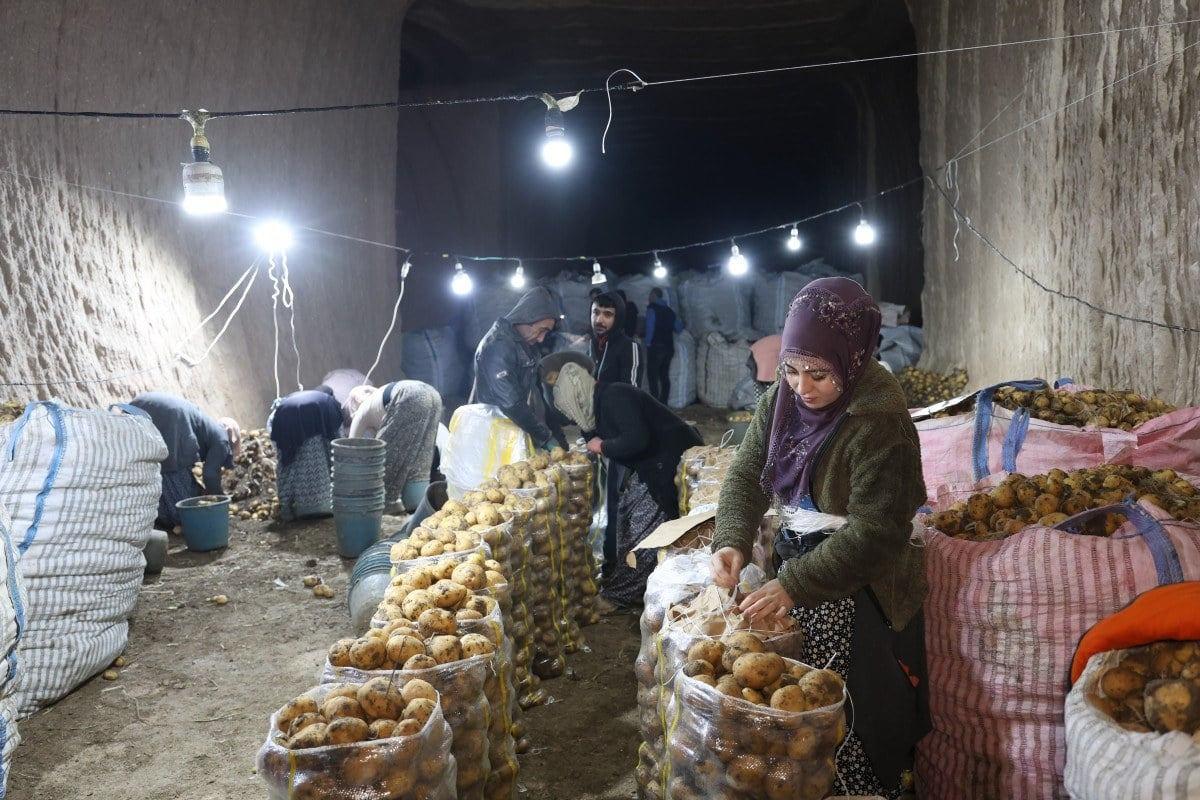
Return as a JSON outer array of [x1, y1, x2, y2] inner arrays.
[[176, 495, 231, 552], [334, 511, 381, 558]]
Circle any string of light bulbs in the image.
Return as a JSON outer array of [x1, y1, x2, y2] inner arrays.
[[0, 18, 1190, 343]]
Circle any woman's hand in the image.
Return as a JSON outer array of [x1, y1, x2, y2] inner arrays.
[[739, 579, 794, 624], [710, 547, 745, 589], [586, 437, 604, 455]]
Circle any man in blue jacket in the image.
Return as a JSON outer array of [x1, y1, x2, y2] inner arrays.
[[644, 287, 683, 404]]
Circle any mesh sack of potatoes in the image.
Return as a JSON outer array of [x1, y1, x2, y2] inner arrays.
[[640, 587, 804, 800], [635, 551, 717, 799], [389, 513, 490, 564], [1065, 642, 1200, 799], [925, 465, 1200, 542], [324, 641, 496, 799], [557, 459, 601, 629], [366, 556, 520, 799], [256, 680, 457, 800], [662, 652, 846, 800], [498, 481, 567, 680], [537, 465, 583, 654], [495, 497, 544, 708]]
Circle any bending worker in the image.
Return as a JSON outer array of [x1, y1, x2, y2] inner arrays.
[[269, 386, 344, 521], [129, 391, 240, 531], [545, 360, 701, 610], [344, 380, 443, 513], [470, 287, 566, 451]]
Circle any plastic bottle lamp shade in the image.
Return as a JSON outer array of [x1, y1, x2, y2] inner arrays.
[[180, 109, 227, 216], [652, 254, 668, 280], [541, 107, 573, 169], [853, 219, 877, 247], [510, 264, 527, 290], [786, 226, 802, 252], [591, 261, 607, 286]]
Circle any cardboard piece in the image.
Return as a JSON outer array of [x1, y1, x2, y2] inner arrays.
[[626, 510, 717, 567]]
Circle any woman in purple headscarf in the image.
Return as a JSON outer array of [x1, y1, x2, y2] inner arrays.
[[709, 278, 928, 797]]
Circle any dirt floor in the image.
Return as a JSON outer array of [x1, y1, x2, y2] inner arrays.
[[7, 407, 734, 800]]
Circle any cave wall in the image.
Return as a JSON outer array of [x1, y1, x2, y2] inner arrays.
[[0, 1, 409, 426], [908, 0, 1200, 404]]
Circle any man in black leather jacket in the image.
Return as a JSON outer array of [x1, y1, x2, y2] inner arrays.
[[470, 287, 567, 450]]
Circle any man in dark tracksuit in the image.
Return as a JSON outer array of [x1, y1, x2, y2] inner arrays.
[[471, 287, 567, 450], [588, 290, 643, 583], [589, 291, 643, 387], [644, 287, 683, 405]]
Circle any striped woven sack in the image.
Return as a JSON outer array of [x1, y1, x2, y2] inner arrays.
[[0, 402, 164, 718], [1064, 648, 1200, 799], [0, 503, 26, 797], [916, 497, 1200, 799]]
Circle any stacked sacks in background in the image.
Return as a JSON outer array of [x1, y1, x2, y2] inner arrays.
[[677, 271, 756, 340], [914, 379, 1200, 499], [696, 333, 753, 409], [401, 326, 468, 402], [0, 401, 165, 717], [667, 330, 698, 410], [915, 479, 1200, 800]]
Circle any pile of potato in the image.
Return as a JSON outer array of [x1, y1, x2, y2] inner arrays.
[[661, 637, 845, 800], [256, 679, 456, 800], [1090, 641, 1200, 737], [0, 400, 24, 425], [196, 428, 280, 521], [927, 465, 1200, 541], [992, 385, 1176, 431], [899, 366, 969, 408]]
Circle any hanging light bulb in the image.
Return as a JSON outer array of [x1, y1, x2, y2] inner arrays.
[[652, 252, 668, 280], [180, 109, 228, 216], [591, 260, 607, 286], [786, 225, 803, 253], [451, 261, 473, 296], [726, 242, 749, 277], [510, 261, 527, 290], [541, 107, 574, 169], [853, 204, 877, 247], [254, 220, 294, 253]]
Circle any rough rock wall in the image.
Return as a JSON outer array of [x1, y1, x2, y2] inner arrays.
[[0, 1, 409, 426], [908, 1, 1200, 405]]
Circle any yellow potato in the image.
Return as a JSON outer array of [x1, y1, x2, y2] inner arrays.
[[428, 635, 463, 664], [349, 638, 387, 671], [386, 635, 426, 666], [323, 695, 368, 722], [403, 654, 438, 671], [460, 633, 496, 658], [430, 580, 468, 610], [357, 677, 406, 721], [327, 639, 356, 669], [417, 608, 457, 638], [403, 698, 437, 726], [732, 652, 785, 690], [326, 716, 369, 745], [401, 679, 437, 704], [288, 722, 328, 750]]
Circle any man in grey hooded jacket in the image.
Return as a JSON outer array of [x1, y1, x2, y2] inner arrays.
[[470, 287, 566, 450]]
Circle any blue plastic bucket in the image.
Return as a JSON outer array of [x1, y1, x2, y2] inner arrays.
[[334, 511, 382, 558], [176, 495, 231, 552]]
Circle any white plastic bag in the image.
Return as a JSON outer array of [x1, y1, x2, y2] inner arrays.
[[443, 405, 534, 497]]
